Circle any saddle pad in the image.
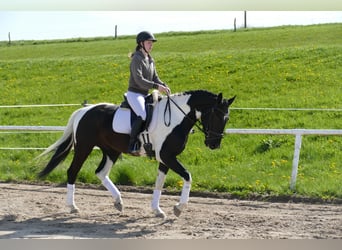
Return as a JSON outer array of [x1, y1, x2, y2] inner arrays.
[[112, 108, 131, 134], [112, 105, 159, 135]]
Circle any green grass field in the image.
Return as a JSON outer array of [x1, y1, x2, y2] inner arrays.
[[0, 24, 341, 201]]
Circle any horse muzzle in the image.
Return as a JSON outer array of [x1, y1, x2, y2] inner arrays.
[[205, 139, 221, 150], [205, 131, 223, 150]]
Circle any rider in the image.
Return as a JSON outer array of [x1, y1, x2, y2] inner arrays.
[[126, 31, 170, 155]]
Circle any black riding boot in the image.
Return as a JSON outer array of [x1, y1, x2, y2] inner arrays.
[[128, 116, 144, 156]]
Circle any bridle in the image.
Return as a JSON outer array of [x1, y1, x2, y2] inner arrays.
[[201, 107, 227, 142], [205, 130, 225, 142], [163, 95, 226, 141]]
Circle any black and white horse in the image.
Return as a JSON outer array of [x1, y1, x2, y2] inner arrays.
[[38, 90, 235, 218]]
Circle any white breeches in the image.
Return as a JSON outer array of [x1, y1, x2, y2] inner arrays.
[[126, 91, 147, 120]]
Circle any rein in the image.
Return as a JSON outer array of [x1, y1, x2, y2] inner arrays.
[[163, 95, 207, 136]]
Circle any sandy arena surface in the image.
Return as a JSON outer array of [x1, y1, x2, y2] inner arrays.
[[0, 183, 341, 239]]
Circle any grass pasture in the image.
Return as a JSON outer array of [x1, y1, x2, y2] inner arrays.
[[0, 24, 341, 201]]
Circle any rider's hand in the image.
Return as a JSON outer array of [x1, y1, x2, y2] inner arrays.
[[158, 84, 171, 95]]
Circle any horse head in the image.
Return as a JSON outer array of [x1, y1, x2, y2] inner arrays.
[[201, 93, 236, 149]]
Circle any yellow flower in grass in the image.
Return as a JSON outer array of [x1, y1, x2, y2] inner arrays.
[[329, 162, 336, 170], [281, 159, 288, 164]]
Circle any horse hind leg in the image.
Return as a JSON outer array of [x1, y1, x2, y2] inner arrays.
[[96, 152, 123, 212], [66, 183, 79, 213], [66, 145, 93, 213]]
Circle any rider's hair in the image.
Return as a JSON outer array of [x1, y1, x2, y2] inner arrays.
[[135, 44, 142, 52], [128, 44, 141, 59]]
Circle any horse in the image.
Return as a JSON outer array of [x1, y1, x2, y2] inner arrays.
[[38, 90, 235, 218]]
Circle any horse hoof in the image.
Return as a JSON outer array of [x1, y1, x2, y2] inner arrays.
[[173, 203, 187, 217], [173, 205, 182, 217], [114, 201, 123, 212], [153, 210, 166, 219], [69, 206, 79, 214]]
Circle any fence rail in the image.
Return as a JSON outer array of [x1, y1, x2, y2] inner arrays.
[[225, 128, 342, 190], [0, 126, 341, 191], [0, 125, 65, 131]]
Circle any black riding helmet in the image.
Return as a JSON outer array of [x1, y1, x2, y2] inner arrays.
[[136, 31, 157, 44]]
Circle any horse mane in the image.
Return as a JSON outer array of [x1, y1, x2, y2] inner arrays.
[[183, 89, 215, 96], [181, 90, 218, 107], [165, 90, 216, 100]]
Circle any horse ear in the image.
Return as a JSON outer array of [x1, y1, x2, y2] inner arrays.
[[217, 93, 223, 103], [227, 95, 236, 106]]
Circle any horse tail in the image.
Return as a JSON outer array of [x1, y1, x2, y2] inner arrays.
[[37, 108, 81, 178]]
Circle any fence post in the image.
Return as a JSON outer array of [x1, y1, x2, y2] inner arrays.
[[244, 11, 247, 29], [290, 133, 302, 190]]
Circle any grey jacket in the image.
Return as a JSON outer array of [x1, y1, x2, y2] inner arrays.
[[128, 50, 164, 95]]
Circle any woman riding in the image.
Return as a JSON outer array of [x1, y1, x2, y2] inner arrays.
[[126, 31, 170, 155]]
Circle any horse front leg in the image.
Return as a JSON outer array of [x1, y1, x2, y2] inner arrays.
[[151, 165, 168, 218], [174, 176, 192, 217], [159, 155, 192, 217]]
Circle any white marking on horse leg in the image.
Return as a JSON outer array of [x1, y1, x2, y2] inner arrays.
[[151, 170, 166, 218], [101, 176, 123, 212], [174, 176, 192, 217], [154, 170, 166, 190], [66, 183, 79, 213], [96, 157, 123, 211], [152, 190, 166, 218], [96, 156, 112, 181], [179, 180, 191, 204], [102, 176, 121, 199]]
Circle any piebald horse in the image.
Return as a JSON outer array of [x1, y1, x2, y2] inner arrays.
[[38, 90, 235, 218]]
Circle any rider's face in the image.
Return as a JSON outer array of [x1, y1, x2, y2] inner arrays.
[[142, 40, 154, 53]]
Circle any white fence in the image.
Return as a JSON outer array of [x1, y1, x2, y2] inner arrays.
[[224, 129, 342, 190], [0, 125, 341, 190]]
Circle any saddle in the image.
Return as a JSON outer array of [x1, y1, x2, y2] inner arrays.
[[119, 91, 160, 158], [120, 92, 158, 130]]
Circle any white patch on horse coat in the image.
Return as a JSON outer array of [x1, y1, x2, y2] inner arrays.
[[195, 110, 202, 120], [112, 94, 191, 163], [148, 94, 191, 162], [72, 104, 109, 144]]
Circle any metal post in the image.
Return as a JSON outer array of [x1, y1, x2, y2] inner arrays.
[[290, 133, 302, 190], [244, 11, 247, 29]]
